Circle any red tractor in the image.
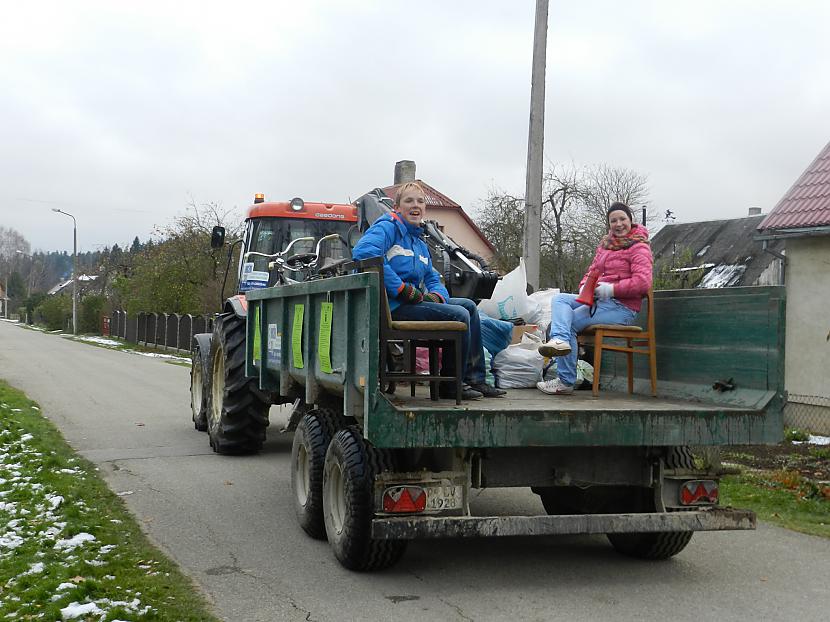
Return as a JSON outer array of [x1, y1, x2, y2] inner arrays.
[[190, 195, 357, 454]]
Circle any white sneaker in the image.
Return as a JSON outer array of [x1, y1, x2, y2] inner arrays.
[[538, 338, 571, 358], [536, 378, 574, 395]]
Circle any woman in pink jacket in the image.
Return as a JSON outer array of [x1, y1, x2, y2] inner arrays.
[[536, 202, 653, 395]]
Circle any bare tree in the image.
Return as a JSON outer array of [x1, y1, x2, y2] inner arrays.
[[473, 162, 650, 291]]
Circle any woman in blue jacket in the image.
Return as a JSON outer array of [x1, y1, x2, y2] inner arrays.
[[352, 181, 504, 400]]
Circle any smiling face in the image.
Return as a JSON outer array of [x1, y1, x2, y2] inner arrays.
[[395, 187, 427, 226], [608, 209, 632, 237]]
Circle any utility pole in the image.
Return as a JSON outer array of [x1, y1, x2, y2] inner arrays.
[[523, 0, 549, 291], [52, 209, 78, 334]]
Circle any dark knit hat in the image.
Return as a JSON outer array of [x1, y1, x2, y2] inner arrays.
[[607, 202, 633, 224]]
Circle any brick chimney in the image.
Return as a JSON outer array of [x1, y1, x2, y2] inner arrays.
[[394, 160, 416, 185]]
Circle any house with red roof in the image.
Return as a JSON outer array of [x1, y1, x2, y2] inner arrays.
[[376, 160, 495, 263], [757, 140, 830, 434]]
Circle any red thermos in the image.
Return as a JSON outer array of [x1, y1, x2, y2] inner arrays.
[[576, 270, 600, 306]]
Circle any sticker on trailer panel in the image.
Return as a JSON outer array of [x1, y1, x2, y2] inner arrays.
[[240, 263, 269, 291], [267, 324, 281, 362]]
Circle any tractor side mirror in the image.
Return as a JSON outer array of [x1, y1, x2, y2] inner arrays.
[[210, 226, 226, 249]]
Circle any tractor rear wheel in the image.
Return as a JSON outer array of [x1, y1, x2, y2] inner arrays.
[[207, 312, 270, 454], [190, 349, 208, 432]]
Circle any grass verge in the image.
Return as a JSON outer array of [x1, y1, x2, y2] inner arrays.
[[0, 380, 218, 621], [720, 472, 830, 539]]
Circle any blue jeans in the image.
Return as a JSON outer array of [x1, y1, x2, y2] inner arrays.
[[391, 297, 485, 385], [549, 293, 636, 386]]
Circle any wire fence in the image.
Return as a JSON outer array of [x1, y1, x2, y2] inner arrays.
[[784, 394, 830, 436]]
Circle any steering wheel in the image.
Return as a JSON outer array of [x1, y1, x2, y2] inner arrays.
[[285, 253, 318, 269]]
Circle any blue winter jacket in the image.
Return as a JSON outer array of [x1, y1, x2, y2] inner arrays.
[[351, 212, 450, 312]]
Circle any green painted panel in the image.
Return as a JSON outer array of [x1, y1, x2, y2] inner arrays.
[[366, 392, 783, 448]]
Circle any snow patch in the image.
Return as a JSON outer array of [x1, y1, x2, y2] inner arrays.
[[54, 532, 96, 551]]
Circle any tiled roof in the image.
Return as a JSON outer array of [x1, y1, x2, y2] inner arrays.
[[381, 180, 495, 252], [758, 140, 830, 231], [382, 180, 461, 209]]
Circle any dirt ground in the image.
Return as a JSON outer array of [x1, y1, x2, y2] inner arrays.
[[722, 442, 830, 483]]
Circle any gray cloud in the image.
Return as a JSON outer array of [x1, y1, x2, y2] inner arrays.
[[1, 0, 828, 252]]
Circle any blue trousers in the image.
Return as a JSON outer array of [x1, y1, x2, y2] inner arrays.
[[549, 293, 636, 386], [391, 297, 485, 385]]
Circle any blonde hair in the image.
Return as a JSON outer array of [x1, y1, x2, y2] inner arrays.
[[394, 181, 426, 207]]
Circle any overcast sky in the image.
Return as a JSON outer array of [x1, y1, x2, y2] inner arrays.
[[2, 0, 829, 253]]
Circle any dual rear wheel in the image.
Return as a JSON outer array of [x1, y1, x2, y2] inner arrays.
[[290, 414, 406, 571]]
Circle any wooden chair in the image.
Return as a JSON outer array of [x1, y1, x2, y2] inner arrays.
[[355, 259, 466, 405], [577, 289, 657, 397]]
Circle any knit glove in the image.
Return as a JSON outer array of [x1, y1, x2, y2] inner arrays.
[[423, 292, 444, 303], [595, 282, 614, 301], [398, 283, 424, 304]]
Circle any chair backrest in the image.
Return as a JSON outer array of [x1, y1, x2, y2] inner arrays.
[[643, 288, 655, 336]]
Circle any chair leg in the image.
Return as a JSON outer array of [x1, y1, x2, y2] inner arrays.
[[454, 335, 462, 405], [649, 340, 657, 397], [592, 332, 603, 397], [627, 342, 634, 394], [428, 342, 439, 401], [409, 342, 417, 397]]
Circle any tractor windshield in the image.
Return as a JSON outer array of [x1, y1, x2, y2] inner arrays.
[[239, 217, 353, 290]]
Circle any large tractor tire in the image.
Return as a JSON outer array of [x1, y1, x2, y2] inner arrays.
[[322, 426, 407, 571], [207, 312, 270, 454], [291, 410, 336, 539], [606, 446, 695, 560], [190, 349, 208, 432]]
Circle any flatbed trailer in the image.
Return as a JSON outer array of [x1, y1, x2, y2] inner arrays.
[[245, 272, 784, 570]]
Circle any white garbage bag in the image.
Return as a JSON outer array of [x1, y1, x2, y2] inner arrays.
[[478, 258, 531, 320], [492, 332, 545, 388], [525, 288, 559, 337]]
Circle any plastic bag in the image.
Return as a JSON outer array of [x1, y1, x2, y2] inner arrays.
[[492, 333, 545, 388], [525, 288, 559, 337], [478, 258, 531, 320]]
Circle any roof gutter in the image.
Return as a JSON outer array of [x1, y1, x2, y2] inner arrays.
[[754, 225, 830, 241]]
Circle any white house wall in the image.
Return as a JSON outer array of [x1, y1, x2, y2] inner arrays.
[[784, 236, 830, 433]]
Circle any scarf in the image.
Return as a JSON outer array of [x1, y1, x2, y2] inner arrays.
[[600, 227, 649, 251]]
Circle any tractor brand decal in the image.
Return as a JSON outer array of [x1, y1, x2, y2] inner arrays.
[[314, 213, 346, 219]]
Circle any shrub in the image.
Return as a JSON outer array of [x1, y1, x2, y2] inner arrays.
[[34, 296, 72, 331], [784, 428, 810, 443], [80, 295, 106, 334]]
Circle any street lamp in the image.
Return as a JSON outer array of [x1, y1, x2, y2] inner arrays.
[[52, 208, 77, 334]]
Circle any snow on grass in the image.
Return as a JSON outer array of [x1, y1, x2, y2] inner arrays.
[[792, 435, 830, 446], [74, 335, 123, 347], [0, 400, 158, 621]]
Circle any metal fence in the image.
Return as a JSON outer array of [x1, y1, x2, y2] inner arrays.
[[784, 394, 830, 436], [109, 310, 214, 354]]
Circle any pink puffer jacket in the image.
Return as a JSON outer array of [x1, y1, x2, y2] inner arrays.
[[579, 224, 653, 313]]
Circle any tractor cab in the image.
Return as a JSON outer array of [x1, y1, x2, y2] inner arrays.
[[237, 196, 357, 292]]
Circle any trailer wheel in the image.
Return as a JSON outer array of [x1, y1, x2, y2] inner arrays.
[[606, 446, 695, 560], [291, 411, 335, 539], [323, 426, 407, 571], [190, 349, 208, 432], [207, 312, 270, 454]]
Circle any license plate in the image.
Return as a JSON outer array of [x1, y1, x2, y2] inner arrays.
[[423, 484, 463, 511]]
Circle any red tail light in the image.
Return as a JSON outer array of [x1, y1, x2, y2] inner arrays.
[[680, 480, 719, 505], [382, 486, 427, 513]]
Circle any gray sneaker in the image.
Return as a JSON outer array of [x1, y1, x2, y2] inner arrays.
[[538, 338, 572, 358]]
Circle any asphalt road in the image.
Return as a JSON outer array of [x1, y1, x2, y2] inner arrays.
[[1, 320, 828, 622]]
